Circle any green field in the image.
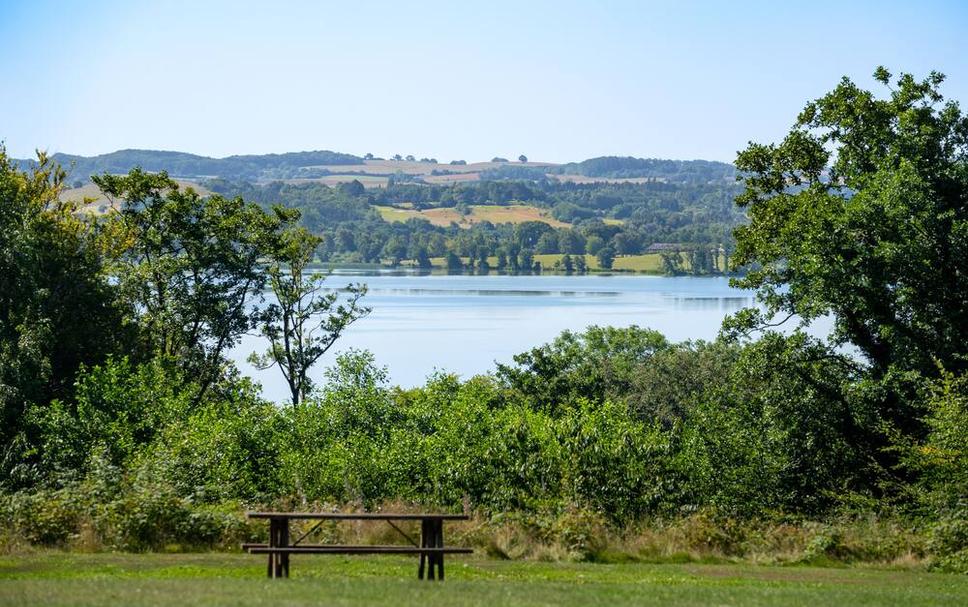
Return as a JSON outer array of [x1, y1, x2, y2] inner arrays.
[[0, 552, 963, 607], [375, 204, 570, 228], [533, 253, 669, 272]]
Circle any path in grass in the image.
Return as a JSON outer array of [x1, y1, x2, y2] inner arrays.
[[1, 553, 965, 607]]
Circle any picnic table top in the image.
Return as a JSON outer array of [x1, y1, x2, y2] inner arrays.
[[246, 511, 469, 521]]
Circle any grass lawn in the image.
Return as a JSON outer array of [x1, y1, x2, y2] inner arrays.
[[1, 552, 965, 607]]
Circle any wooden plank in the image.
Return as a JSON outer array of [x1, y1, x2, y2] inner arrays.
[[248, 546, 473, 554], [246, 512, 468, 520]]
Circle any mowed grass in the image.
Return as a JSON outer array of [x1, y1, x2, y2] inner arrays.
[[0, 552, 964, 607], [375, 204, 570, 228]]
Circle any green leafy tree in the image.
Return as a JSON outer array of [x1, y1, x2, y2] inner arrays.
[[561, 253, 574, 273], [94, 169, 289, 402], [0, 150, 130, 449], [415, 247, 432, 269], [250, 227, 370, 406], [730, 67, 968, 386], [597, 245, 615, 270], [574, 254, 587, 274], [497, 326, 669, 411], [585, 235, 606, 255], [519, 248, 534, 273], [445, 251, 463, 271], [660, 250, 683, 275]]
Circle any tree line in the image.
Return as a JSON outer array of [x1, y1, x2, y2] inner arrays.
[[202, 178, 742, 273]]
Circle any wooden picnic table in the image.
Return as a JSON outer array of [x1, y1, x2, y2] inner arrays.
[[243, 512, 472, 580]]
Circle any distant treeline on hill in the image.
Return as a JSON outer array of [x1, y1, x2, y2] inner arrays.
[[12, 149, 736, 185], [205, 178, 742, 272], [15, 149, 363, 182], [551, 156, 736, 182]]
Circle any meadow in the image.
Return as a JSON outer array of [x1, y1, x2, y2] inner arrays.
[[376, 203, 570, 228], [1, 552, 964, 607]]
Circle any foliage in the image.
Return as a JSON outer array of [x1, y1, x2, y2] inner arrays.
[[496, 326, 669, 411], [0, 149, 131, 456], [16, 148, 363, 182], [731, 68, 968, 386], [21, 357, 192, 480], [551, 156, 736, 183], [675, 332, 869, 515], [907, 369, 968, 572], [95, 169, 294, 400], [250, 226, 370, 406], [207, 178, 742, 273]]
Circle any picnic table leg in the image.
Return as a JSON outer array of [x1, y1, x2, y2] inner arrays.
[[418, 519, 427, 580], [426, 520, 436, 581], [435, 519, 444, 581], [267, 518, 277, 578], [280, 520, 290, 578]]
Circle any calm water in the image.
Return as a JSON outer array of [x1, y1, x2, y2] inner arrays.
[[232, 271, 761, 402]]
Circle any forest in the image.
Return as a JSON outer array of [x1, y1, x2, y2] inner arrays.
[[0, 68, 966, 574], [201, 178, 742, 272]]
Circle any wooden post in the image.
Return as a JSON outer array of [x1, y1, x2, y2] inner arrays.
[[435, 519, 444, 581], [426, 521, 435, 581], [267, 518, 277, 578], [280, 519, 290, 578], [268, 517, 290, 579], [418, 519, 427, 580]]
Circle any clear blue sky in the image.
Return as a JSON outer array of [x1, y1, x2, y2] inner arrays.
[[2, 0, 966, 163]]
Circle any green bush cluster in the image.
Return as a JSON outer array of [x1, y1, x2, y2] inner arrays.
[[2, 327, 963, 569]]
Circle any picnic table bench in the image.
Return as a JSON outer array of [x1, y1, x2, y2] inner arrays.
[[243, 512, 472, 580]]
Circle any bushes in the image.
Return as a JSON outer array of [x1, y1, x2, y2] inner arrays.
[[22, 356, 193, 479], [2, 328, 963, 569], [0, 461, 250, 551], [910, 369, 968, 572]]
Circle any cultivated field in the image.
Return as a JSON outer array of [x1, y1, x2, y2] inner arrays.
[[317, 159, 557, 176], [290, 174, 390, 188], [0, 552, 963, 607], [375, 204, 570, 228], [292, 159, 656, 186]]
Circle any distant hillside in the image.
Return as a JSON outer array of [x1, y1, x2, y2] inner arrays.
[[15, 149, 363, 183], [13, 149, 737, 187], [551, 156, 736, 183]]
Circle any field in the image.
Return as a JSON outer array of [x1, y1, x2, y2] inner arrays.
[[532, 253, 669, 272], [375, 204, 570, 228], [0, 552, 963, 607], [292, 159, 665, 186], [291, 174, 390, 188]]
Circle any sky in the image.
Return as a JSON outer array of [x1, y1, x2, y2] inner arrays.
[[1, 0, 966, 163]]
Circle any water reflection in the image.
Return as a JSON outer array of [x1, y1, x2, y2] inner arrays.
[[672, 296, 752, 311], [232, 273, 772, 400]]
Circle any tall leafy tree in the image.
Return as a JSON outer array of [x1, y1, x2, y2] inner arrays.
[[730, 68, 968, 387], [0, 150, 129, 449], [250, 226, 370, 406], [95, 169, 292, 402]]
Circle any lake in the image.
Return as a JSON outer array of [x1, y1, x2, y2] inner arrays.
[[232, 271, 761, 402]]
